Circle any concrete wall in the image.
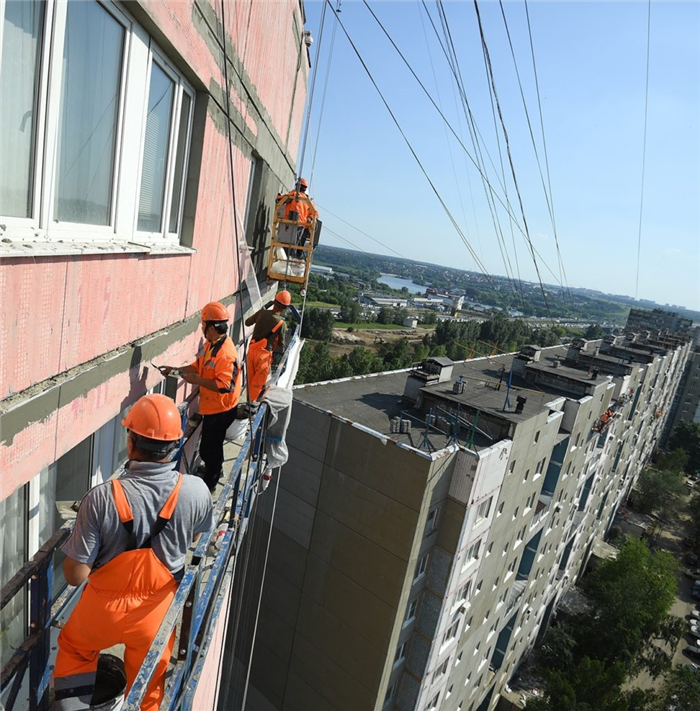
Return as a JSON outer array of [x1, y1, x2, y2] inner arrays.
[[246, 402, 435, 711], [0, 0, 309, 499]]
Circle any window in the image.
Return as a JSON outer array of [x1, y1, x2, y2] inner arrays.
[[502, 542, 509, 555], [427, 692, 440, 711], [534, 430, 540, 443], [475, 497, 492, 522], [509, 460, 516, 475], [414, 554, 428, 581], [456, 651, 463, 666], [0, 484, 28, 668], [456, 581, 471, 604], [512, 507, 519, 520], [523, 469, 530, 482], [497, 502, 504, 516], [404, 598, 418, 625], [535, 458, 545, 477], [486, 542, 493, 557], [465, 540, 481, 563], [394, 641, 407, 666], [432, 658, 449, 683], [384, 681, 396, 707], [425, 506, 440, 537], [442, 620, 460, 646], [0, 0, 194, 245]]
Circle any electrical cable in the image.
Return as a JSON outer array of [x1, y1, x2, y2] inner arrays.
[[634, 0, 652, 298], [328, 1, 493, 282], [521, 0, 571, 299], [313, 201, 406, 258], [471, 0, 551, 316], [359, 0, 527, 238]]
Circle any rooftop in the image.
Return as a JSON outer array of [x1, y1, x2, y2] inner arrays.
[[295, 350, 565, 453]]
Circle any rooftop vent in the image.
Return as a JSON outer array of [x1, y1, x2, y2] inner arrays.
[[515, 395, 527, 414]]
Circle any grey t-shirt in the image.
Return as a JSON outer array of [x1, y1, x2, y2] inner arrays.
[[63, 460, 213, 576]]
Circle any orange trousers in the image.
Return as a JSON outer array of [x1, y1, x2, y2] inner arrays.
[[54, 550, 177, 710], [247, 338, 273, 402]]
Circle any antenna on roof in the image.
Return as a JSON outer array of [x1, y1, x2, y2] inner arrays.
[[502, 369, 514, 412], [418, 408, 437, 453]]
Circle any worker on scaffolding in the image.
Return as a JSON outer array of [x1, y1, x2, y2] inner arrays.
[[160, 301, 242, 491], [245, 290, 290, 401], [276, 177, 318, 258], [53, 394, 213, 711]]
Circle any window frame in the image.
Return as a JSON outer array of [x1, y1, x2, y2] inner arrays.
[[1, 0, 195, 247]]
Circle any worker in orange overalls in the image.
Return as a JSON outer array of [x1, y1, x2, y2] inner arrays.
[[276, 178, 318, 257], [161, 301, 242, 491], [54, 394, 213, 710], [245, 290, 290, 401]]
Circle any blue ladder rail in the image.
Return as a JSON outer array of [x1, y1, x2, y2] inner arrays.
[[1, 333, 300, 710]]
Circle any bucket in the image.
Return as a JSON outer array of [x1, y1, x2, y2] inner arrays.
[[90, 654, 126, 710]]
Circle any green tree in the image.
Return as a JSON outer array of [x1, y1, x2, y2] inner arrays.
[[339, 299, 362, 324], [577, 538, 680, 676], [301, 307, 335, 341], [634, 467, 686, 519], [346, 347, 380, 376], [653, 665, 700, 711], [668, 421, 700, 473], [688, 491, 700, 535], [585, 323, 604, 339], [539, 623, 577, 672], [376, 306, 392, 324], [655, 448, 690, 473]]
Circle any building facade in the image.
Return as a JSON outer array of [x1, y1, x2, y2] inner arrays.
[[245, 334, 689, 711], [0, 0, 309, 671], [626, 307, 693, 335]]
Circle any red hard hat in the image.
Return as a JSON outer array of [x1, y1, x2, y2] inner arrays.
[[275, 290, 292, 306], [297, 178, 308, 188], [201, 301, 229, 322], [122, 394, 183, 441]]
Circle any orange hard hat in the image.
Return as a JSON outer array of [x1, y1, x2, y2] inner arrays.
[[201, 301, 229, 322], [275, 290, 292, 307], [122, 394, 183, 441], [297, 178, 308, 188]]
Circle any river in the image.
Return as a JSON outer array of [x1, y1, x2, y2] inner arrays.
[[377, 275, 427, 294]]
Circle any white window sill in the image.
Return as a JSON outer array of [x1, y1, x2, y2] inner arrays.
[[0, 238, 195, 258]]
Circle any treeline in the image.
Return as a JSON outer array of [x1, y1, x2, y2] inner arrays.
[[296, 313, 572, 385], [527, 538, 689, 711], [422, 314, 564, 360]]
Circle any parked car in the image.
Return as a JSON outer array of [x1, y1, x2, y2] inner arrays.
[[690, 609, 700, 620], [685, 568, 700, 579], [687, 553, 700, 567], [687, 645, 700, 659], [692, 589, 700, 601]]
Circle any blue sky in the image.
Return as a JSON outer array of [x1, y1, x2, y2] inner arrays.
[[299, 1, 699, 310]]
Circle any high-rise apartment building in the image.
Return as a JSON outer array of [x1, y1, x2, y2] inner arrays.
[[626, 307, 693, 335], [242, 333, 690, 711]]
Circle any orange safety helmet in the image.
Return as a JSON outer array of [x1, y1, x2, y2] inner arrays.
[[275, 290, 292, 307], [296, 178, 308, 188], [201, 301, 229, 323], [122, 394, 183, 442]]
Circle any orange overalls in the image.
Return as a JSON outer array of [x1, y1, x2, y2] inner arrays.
[[247, 320, 284, 402], [54, 476, 183, 710]]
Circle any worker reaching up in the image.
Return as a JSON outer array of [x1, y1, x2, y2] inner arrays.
[[160, 302, 242, 491], [245, 290, 290, 401], [53, 394, 213, 711]]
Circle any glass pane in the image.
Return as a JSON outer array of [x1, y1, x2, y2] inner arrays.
[[0, 485, 27, 668], [168, 91, 191, 233], [138, 62, 174, 233], [55, 0, 124, 225], [0, 0, 44, 217], [53, 437, 93, 595]]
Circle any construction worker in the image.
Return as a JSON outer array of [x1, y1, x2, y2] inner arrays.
[[160, 302, 242, 491], [245, 291, 290, 401], [276, 178, 318, 257], [53, 394, 213, 711]]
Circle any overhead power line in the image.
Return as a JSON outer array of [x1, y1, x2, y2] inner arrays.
[[471, 0, 551, 315], [326, 0, 494, 282], [635, 0, 652, 298]]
